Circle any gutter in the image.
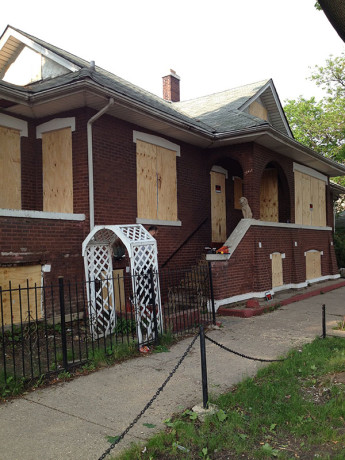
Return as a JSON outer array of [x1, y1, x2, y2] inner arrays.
[[87, 97, 114, 230]]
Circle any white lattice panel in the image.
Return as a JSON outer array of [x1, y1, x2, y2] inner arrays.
[[83, 225, 162, 345]]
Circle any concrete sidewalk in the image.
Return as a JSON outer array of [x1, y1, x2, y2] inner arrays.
[[1, 281, 345, 460]]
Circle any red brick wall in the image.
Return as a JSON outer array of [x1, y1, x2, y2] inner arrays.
[[0, 108, 338, 312], [211, 224, 338, 301]]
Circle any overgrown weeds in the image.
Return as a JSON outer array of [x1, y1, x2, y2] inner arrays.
[[115, 337, 345, 459]]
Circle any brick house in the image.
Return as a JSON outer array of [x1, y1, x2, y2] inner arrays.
[[0, 25, 344, 317]]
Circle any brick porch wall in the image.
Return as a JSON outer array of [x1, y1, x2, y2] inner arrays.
[[211, 224, 338, 302]]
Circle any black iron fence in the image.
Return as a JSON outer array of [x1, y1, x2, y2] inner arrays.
[[0, 264, 215, 386]]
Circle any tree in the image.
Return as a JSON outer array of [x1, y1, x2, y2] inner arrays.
[[315, 1, 345, 43], [284, 53, 345, 164]]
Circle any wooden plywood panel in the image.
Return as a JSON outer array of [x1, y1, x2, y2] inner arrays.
[[210, 171, 226, 242], [306, 251, 321, 280], [0, 265, 42, 326], [260, 169, 278, 222], [0, 126, 21, 209], [310, 176, 320, 226], [319, 180, 326, 226], [302, 173, 311, 226], [136, 140, 157, 219], [234, 177, 243, 210], [294, 170, 303, 225], [249, 101, 268, 121], [272, 253, 283, 288], [42, 127, 73, 213], [156, 146, 177, 221], [295, 171, 326, 227], [112, 269, 125, 313]]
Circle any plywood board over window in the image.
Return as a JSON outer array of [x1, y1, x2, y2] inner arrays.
[[294, 170, 326, 227], [271, 253, 283, 288], [210, 171, 226, 242], [248, 100, 268, 121], [260, 169, 278, 222], [0, 265, 42, 326], [306, 251, 322, 280], [0, 126, 21, 209], [42, 127, 73, 213], [136, 139, 177, 221]]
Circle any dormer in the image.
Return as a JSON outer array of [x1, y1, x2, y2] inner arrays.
[[0, 26, 80, 86], [239, 79, 293, 138]]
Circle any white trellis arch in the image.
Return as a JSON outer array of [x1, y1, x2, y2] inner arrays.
[[82, 224, 163, 345]]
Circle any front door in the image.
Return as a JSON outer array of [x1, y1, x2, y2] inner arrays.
[[210, 171, 227, 242]]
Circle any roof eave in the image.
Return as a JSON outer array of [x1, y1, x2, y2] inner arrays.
[[212, 126, 345, 177]]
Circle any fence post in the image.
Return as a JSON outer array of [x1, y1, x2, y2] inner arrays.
[[58, 277, 68, 370], [199, 325, 209, 409], [322, 304, 326, 339], [149, 269, 159, 344], [208, 262, 216, 325]]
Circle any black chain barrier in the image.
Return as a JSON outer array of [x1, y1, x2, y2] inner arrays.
[[205, 335, 285, 363], [97, 332, 200, 460]]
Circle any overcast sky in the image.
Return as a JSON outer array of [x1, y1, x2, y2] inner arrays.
[[1, 0, 344, 103]]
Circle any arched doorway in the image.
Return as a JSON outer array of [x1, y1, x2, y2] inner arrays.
[[82, 224, 162, 345]]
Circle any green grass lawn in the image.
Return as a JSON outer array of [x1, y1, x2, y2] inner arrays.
[[113, 336, 345, 459]]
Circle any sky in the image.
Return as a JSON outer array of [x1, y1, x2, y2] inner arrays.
[[1, 0, 344, 104]]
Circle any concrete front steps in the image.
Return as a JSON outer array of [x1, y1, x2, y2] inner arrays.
[[217, 279, 345, 318]]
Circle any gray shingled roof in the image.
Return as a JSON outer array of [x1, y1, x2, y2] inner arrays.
[[2, 26, 273, 135]]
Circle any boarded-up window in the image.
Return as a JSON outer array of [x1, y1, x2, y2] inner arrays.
[[0, 126, 21, 209], [0, 265, 42, 326], [272, 253, 283, 288], [210, 171, 227, 242], [294, 171, 326, 226], [136, 140, 177, 221], [306, 251, 322, 280], [42, 127, 73, 213], [234, 177, 243, 210], [260, 169, 278, 222], [248, 100, 268, 121]]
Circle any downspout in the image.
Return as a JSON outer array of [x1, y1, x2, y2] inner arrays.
[[87, 98, 115, 230]]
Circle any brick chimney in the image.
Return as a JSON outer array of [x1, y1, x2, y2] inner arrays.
[[162, 69, 180, 102]]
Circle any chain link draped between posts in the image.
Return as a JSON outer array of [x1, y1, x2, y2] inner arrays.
[[97, 332, 200, 460], [205, 335, 285, 363]]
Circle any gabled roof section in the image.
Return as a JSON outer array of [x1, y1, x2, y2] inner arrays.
[[174, 79, 293, 137], [0, 25, 80, 84]]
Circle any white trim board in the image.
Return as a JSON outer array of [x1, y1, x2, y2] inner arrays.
[[0, 209, 85, 221], [133, 130, 181, 156], [136, 218, 182, 227], [0, 113, 28, 137], [211, 165, 228, 179], [36, 117, 76, 138], [293, 162, 328, 183], [213, 274, 340, 312]]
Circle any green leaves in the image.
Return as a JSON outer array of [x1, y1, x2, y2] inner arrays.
[[143, 423, 156, 428], [284, 52, 345, 163], [216, 409, 228, 422]]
